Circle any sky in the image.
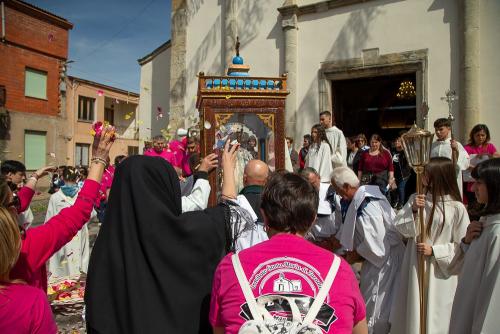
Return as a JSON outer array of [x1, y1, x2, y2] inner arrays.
[[31, 0, 172, 93]]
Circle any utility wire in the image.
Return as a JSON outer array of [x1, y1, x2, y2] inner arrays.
[[75, 0, 158, 62]]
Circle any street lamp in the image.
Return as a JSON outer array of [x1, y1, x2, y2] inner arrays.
[[401, 123, 434, 334]]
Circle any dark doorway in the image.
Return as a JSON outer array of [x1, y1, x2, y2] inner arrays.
[[332, 73, 417, 144]]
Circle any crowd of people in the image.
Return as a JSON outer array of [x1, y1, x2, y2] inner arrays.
[[0, 112, 499, 334]]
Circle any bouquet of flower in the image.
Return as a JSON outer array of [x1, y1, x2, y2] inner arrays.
[[90, 121, 117, 141]]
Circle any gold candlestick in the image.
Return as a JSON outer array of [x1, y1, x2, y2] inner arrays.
[[401, 124, 434, 334]]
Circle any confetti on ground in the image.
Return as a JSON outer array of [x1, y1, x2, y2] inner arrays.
[[49, 152, 56, 158]]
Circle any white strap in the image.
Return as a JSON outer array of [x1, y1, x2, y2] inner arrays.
[[303, 255, 341, 324], [231, 254, 263, 321]]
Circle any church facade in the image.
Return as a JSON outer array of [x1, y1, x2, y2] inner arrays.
[[139, 0, 499, 148]]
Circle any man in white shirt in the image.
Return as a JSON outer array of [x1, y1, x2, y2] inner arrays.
[[319, 111, 347, 167], [430, 118, 469, 196], [233, 159, 270, 251], [181, 153, 217, 212]]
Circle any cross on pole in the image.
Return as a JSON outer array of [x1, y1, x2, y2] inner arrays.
[[441, 89, 459, 165], [440, 90, 458, 133]]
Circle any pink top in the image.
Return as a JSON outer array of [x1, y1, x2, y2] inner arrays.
[[210, 234, 366, 334], [0, 283, 57, 334], [464, 143, 497, 156], [144, 148, 176, 166], [10, 180, 100, 291], [464, 143, 497, 192], [358, 150, 394, 174], [16, 186, 35, 213], [97, 165, 115, 204]]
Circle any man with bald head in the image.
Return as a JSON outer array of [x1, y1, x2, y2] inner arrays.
[[234, 159, 270, 251]]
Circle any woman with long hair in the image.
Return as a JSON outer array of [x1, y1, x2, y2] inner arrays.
[[3, 125, 114, 292], [449, 158, 500, 333], [0, 206, 57, 333], [305, 124, 333, 183], [0, 125, 114, 332], [390, 157, 469, 334], [357, 134, 395, 191], [463, 124, 499, 206]]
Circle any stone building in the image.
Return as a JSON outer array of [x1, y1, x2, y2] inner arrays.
[[65, 76, 140, 166], [0, 0, 73, 168], [141, 0, 499, 148]]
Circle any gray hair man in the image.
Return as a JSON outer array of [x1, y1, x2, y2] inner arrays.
[[331, 166, 403, 334]]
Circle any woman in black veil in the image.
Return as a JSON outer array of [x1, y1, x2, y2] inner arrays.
[[85, 142, 241, 333]]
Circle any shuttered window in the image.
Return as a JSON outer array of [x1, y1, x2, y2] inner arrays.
[[25, 68, 47, 99], [78, 96, 95, 121], [24, 131, 46, 170], [75, 143, 90, 166]]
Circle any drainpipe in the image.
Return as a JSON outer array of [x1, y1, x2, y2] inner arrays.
[[1, 2, 6, 42]]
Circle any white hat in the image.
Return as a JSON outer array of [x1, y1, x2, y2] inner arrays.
[[177, 128, 188, 137]]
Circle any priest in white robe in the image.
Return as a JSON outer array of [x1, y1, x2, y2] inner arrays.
[[332, 167, 404, 334], [390, 193, 469, 334]]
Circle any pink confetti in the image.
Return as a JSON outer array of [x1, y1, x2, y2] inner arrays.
[[115, 99, 120, 104], [48, 33, 55, 42], [97, 90, 104, 97]]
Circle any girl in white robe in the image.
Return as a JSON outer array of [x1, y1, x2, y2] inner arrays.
[[449, 158, 500, 334], [46, 167, 96, 278], [390, 157, 469, 334], [306, 124, 333, 183]]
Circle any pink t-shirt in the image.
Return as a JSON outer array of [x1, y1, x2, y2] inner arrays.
[[0, 283, 57, 334], [143, 148, 176, 165], [464, 143, 497, 156], [210, 234, 366, 334], [98, 165, 115, 204]]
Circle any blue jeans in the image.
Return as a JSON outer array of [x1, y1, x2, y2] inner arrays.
[[397, 179, 408, 206]]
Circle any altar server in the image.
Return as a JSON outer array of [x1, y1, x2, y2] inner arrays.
[[390, 157, 469, 334], [449, 158, 500, 334]]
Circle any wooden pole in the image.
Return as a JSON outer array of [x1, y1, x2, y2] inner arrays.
[[416, 167, 427, 334]]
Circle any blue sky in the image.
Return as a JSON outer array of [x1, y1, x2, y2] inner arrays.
[[31, 0, 171, 93]]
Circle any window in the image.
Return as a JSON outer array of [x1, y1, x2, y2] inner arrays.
[[25, 68, 47, 99], [128, 146, 139, 156], [78, 96, 95, 122], [75, 143, 90, 166], [104, 107, 114, 124], [24, 131, 46, 170]]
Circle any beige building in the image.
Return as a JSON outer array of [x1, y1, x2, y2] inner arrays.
[[65, 76, 140, 166], [140, 0, 500, 148]]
